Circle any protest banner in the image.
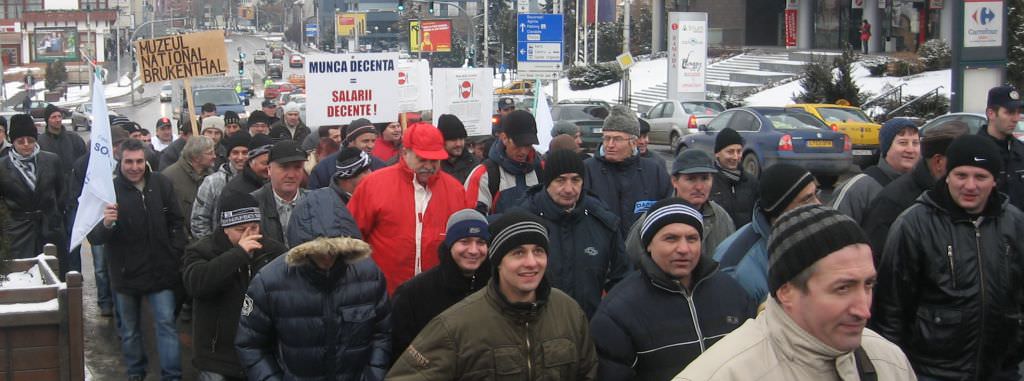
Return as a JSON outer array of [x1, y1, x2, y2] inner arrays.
[[397, 59, 432, 112], [304, 52, 401, 125], [432, 68, 493, 136]]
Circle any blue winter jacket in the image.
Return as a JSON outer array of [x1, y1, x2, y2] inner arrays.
[[287, 182, 362, 247], [235, 237, 391, 381], [712, 207, 772, 304], [582, 154, 672, 236]]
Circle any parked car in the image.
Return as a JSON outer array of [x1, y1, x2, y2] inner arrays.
[[495, 80, 535, 96], [15, 101, 70, 120], [289, 54, 303, 68], [70, 103, 121, 131], [254, 49, 268, 64], [266, 59, 283, 79], [159, 83, 173, 102], [645, 100, 725, 147], [550, 103, 610, 152], [920, 112, 1024, 142], [677, 107, 852, 187], [787, 104, 881, 168], [557, 99, 611, 108]]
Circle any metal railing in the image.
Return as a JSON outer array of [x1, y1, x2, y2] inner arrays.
[[886, 85, 944, 119], [861, 83, 905, 110]]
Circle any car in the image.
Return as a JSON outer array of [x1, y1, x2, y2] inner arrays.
[[645, 100, 725, 147], [557, 99, 611, 108], [289, 54, 304, 68], [495, 80, 535, 96], [159, 83, 173, 102], [550, 103, 610, 152], [287, 73, 306, 89], [71, 103, 121, 131], [920, 112, 1024, 142], [238, 78, 254, 97], [266, 59, 283, 79], [677, 107, 853, 187], [271, 48, 285, 60], [786, 104, 881, 168], [15, 101, 70, 120], [264, 83, 296, 101], [254, 49, 268, 64]]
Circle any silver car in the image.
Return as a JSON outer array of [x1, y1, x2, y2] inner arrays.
[[159, 83, 173, 102], [644, 100, 725, 147], [71, 103, 120, 132]]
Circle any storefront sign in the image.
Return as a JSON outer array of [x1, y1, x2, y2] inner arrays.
[[304, 53, 400, 125], [432, 68, 494, 136], [667, 12, 707, 100], [963, 0, 1002, 48]]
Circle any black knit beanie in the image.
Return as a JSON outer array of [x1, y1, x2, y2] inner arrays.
[[223, 111, 241, 126], [8, 114, 36, 141], [247, 111, 269, 128], [768, 205, 868, 295], [488, 211, 549, 266], [224, 131, 252, 151], [44, 104, 61, 119], [334, 147, 372, 179], [640, 198, 704, 249], [437, 114, 467, 141], [944, 134, 1003, 177], [543, 149, 585, 188], [715, 127, 744, 153], [218, 192, 262, 228], [758, 163, 815, 220]]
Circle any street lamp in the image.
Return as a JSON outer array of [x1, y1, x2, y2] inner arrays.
[[294, 0, 305, 52]]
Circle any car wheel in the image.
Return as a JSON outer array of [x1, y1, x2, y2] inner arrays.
[[670, 131, 681, 150], [742, 153, 761, 179]]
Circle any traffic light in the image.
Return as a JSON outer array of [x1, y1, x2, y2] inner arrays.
[[238, 60, 245, 75], [428, 1, 434, 13], [397, 0, 404, 12]]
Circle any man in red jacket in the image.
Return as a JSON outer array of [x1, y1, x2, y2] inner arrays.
[[349, 123, 468, 294]]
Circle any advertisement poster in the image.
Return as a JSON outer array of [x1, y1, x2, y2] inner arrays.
[[336, 13, 366, 37], [963, 0, 1002, 48], [397, 59, 432, 112], [785, 9, 798, 47], [32, 28, 79, 62], [409, 20, 453, 53], [432, 68, 493, 136], [304, 53, 400, 125], [133, 30, 229, 83], [675, 19, 707, 94]]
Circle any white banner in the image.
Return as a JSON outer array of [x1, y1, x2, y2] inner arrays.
[[668, 13, 708, 99], [70, 71, 117, 251], [397, 59, 432, 112], [533, 91, 554, 154], [304, 52, 401, 125], [431, 68, 494, 137]]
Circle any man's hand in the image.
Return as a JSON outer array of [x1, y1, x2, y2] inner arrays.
[[102, 204, 118, 228], [238, 226, 263, 254]]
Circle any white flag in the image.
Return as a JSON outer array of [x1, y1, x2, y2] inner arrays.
[[533, 83, 554, 155], [69, 71, 117, 251]]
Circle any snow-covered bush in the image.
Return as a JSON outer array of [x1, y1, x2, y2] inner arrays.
[[918, 39, 951, 71], [567, 62, 623, 90]]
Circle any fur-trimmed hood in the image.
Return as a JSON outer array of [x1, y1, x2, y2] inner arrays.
[[285, 236, 372, 267]]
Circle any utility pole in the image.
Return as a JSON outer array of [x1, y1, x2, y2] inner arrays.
[[583, 0, 588, 64], [620, 0, 630, 105], [593, 1, 598, 63], [483, 0, 488, 67]]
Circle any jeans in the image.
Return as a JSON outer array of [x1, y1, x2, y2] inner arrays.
[[90, 244, 112, 310], [115, 289, 182, 381]]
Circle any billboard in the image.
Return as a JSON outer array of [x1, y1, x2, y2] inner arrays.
[[409, 20, 453, 53], [337, 13, 366, 37], [133, 30, 229, 83], [32, 28, 79, 62], [963, 0, 1002, 48], [667, 12, 707, 100], [304, 53, 401, 125]]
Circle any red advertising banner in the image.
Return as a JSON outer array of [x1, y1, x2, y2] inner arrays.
[[409, 19, 453, 53], [785, 9, 798, 47]]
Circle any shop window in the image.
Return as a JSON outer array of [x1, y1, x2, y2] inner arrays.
[[813, 0, 851, 50]]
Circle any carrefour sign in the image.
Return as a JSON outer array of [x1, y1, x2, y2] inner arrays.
[[963, 0, 1002, 48]]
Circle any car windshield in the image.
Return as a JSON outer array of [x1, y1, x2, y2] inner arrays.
[[160, 84, 172, 91], [681, 102, 724, 115], [194, 89, 239, 105], [552, 105, 607, 121], [242, 79, 252, 86], [761, 109, 828, 130], [817, 107, 871, 123]]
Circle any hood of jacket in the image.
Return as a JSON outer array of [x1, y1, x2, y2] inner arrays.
[[488, 138, 542, 176], [286, 236, 371, 267]]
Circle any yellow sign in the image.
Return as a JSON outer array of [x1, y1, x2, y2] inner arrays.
[[238, 6, 254, 20], [409, 20, 453, 53], [133, 30, 228, 83], [336, 13, 366, 37], [616, 52, 635, 70]]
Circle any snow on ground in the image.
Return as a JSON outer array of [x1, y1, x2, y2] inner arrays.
[[539, 57, 669, 104], [0, 299, 58, 313], [1, 264, 41, 288], [744, 64, 950, 106], [55, 73, 142, 106]]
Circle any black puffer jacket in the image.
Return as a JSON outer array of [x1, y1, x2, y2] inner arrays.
[[390, 242, 491, 360], [287, 182, 362, 248], [583, 154, 673, 236], [862, 160, 935, 259], [182, 231, 288, 377], [519, 186, 630, 318], [873, 184, 1024, 380], [590, 251, 757, 381], [710, 167, 758, 228], [235, 237, 391, 381], [88, 169, 186, 295]]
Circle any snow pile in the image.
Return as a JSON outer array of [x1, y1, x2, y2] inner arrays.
[[540, 57, 669, 103], [745, 64, 950, 107], [0, 298, 58, 313], [2, 264, 42, 288]]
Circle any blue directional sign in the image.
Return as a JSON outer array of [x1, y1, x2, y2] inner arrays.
[[305, 23, 318, 38], [516, 14, 564, 63]]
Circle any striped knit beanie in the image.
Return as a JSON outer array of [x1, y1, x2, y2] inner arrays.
[[488, 210, 549, 265], [640, 198, 704, 249], [768, 205, 868, 295]]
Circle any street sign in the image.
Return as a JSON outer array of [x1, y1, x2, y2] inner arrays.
[[616, 52, 635, 70], [516, 13, 564, 80], [499, 63, 508, 74], [133, 30, 228, 83], [305, 23, 318, 38]]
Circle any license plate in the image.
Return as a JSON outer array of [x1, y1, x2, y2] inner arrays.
[[852, 149, 873, 156], [807, 140, 833, 148], [592, 128, 603, 133]]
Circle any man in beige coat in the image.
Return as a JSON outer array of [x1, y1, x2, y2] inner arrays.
[[674, 205, 916, 381]]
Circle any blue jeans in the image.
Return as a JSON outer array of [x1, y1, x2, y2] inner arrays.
[[115, 289, 182, 381], [90, 244, 112, 310]]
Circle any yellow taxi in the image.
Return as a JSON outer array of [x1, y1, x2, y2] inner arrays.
[[494, 80, 535, 95], [786, 103, 881, 167]]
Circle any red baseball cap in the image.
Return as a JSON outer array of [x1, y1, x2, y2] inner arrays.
[[402, 123, 448, 161]]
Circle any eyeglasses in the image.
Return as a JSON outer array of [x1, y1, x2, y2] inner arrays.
[[601, 135, 635, 144]]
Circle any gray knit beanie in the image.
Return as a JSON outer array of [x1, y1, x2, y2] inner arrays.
[[601, 105, 640, 137]]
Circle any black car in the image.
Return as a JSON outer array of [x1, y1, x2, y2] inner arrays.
[[551, 103, 609, 152], [266, 59, 283, 79]]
